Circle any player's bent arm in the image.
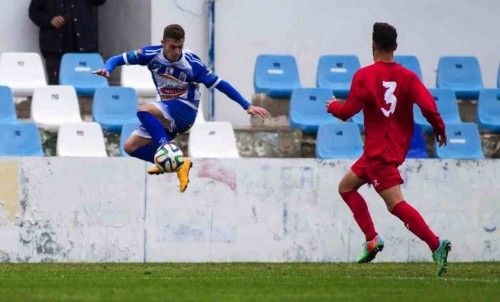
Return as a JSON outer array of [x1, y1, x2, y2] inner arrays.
[[214, 80, 269, 117], [327, 72, 363, 120], [103, 54, 126, 74], [215, 80, 251, 110], [412, 77, 446, 136], [327, 97, 362, 121]]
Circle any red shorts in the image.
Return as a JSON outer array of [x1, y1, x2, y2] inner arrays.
[[351, 154, 404, 192]]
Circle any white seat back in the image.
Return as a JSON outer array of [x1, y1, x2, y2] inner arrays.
[[57, 122, 107, 157], [0, 52, 47, 97], [31, 85, 82, 131], [194, 102, 206, 124], [121, 65, 156, 97], [188, 122, 239, 158]]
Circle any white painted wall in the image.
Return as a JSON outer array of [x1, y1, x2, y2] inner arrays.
[[0, 0, 38, 52], [0, 158, 146, 262], [214, 0, 500, 125], [3, 157, 495, 263]]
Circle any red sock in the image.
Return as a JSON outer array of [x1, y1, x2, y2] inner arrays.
[[391, 201, 440, 251], [340, 191, 378, 241]]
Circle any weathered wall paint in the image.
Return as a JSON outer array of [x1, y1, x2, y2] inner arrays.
[[0, 158, 497, 262]]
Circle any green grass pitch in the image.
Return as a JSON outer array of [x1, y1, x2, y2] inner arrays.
[[0, 262, 498, 301]]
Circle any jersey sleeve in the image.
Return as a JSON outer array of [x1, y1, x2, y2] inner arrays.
[[327, 71, 364, 121], [411, 75, 445, 135], [188, 52, 220, 88], [122, 45, 158, 66]]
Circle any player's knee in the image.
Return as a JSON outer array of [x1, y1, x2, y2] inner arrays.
[[123, 141, 137, 155], [338, 180, 354, 195], [137, 104, 154, 113]]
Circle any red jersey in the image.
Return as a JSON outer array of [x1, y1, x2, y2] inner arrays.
[[327, 61, 445, 164]]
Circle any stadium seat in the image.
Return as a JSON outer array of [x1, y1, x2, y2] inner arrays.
[[92, 87, 139, 133], [351, 111, 364, 129], [435, 123, 483, 159], [0, 86, 17, 123], [0, 122, 43, 156], [188, 122, 239, 158], [497, 63, 500, 88], [120, 65, 157, 97], [254, 54, 301, 98], [436, 56, 483, 99], [119, 122, 141, 156], [31, 85, 82, 131], [477, 89, 500, 132], [195, 104, 206, 124], [57, 122, 107, 157], [316, 55, 361, 98], [289, 88, 339, 133], [0, 52, 47, 97], [316, 122, 363, 159], [406, 124, 428, 158], [394, 55, 422, 80], [414, 88, 461, 132], [59, 53, 108, 96]]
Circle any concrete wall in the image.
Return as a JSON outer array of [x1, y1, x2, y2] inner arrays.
[[99, 0, 151, 60], [0, 0, 38, 52], [0, 157, 498, 262]]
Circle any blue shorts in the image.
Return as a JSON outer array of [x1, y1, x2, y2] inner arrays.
[[132, 99, 197, 141]]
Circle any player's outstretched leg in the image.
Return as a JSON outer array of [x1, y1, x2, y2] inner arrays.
[[176, 158, 193, 192], [432, 239, 452, 277], [357, 234, 384, 263]]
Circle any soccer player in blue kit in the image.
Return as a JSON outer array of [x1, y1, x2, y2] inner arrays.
[[94, 24, 269, 192]]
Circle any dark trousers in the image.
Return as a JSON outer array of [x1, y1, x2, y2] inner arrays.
[[42, 52, 63, 85]]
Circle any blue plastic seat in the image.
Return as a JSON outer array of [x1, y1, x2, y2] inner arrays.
[[316, 122, 363, 159], [316, 55, 360, 98], [394, 55, 422, 80], [406, 124, 428, 158], [0, 86, 17, 123], [92, 87, 139, 133], [59, 53, 108, 96], [414, 88, 461, 132], [436, 56, 483, 100], [477, 89, 500, 132], [120, 122, 141, 156], [0, 122, 43, 156], [497, 64, 500, 88], [254, 54, 301, 98], [435, 123, 483, 159], [290, 88, 339, 133], [351, 111, 364, 129]]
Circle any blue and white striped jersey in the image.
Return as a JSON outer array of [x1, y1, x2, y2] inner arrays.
[[122, 45, 220, 109]]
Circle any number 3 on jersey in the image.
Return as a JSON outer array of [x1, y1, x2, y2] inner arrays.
[[381, 81, 397, 117]]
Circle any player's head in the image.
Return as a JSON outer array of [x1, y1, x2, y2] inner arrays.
[[372, 22, 397, 58], [161, 24, 185, 61]]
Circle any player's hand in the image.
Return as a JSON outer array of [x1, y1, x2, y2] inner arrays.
[[325, 99, 338, 112], [50, 16, 66, 29], [435, 132, 447, 146], [92, 69, 110, 78], [246, 105, 270, 118]]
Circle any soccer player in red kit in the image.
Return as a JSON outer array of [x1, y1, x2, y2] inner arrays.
[[326, 22, 451, 276]]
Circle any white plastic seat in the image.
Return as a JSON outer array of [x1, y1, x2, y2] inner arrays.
[[194, 103, 206, 124], [57, 122, 107, 157], [0, 52, 47, 97], [120, 65, 157, 97], [31, 85, 82, 132], [188, 122, 239, 158]]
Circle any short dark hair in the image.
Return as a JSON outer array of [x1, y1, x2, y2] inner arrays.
[[163, 24, 185, 40], [372, 22, 397, 52]]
